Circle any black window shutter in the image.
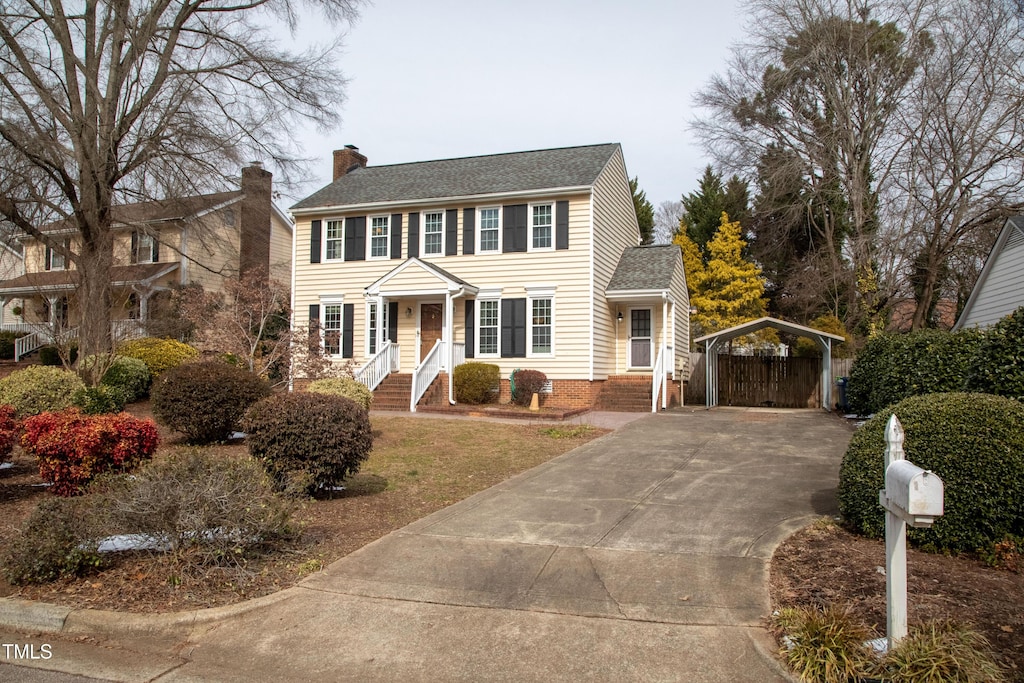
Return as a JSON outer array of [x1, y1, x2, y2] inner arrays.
[[556, 200, 569, 250], [345, 216, 366, 261], [445, 209, 458, 256], [310, 220, 322, 263], [387, 302, 399, 342], [503, 205, 527, 253], [408, 213, 419, 258], [390, 214, 403, 259], [152, 234, 160, 262], [465, 300, 475, 358], [308, 304, 320, 352], [342, 303, 355, 358], [500, 298, 526, 358], [130, 232, 139, 264], [45, 245, 52, 271], [462, 208, 475, 255]]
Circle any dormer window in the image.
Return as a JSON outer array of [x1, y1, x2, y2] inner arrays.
[[44, 239, 70, 271], [131, 231, 159, 264]]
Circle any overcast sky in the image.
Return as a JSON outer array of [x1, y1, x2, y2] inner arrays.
[[282, 0, 746, 209]]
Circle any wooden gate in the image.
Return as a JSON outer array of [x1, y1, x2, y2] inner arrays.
[[718, 355, 822, 408]]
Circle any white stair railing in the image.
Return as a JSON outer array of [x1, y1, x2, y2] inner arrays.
[[651, 344, 672, 412], [452, 341, 466, 369], [355, 341, 395, 392], [410, 339, 444, 412], [14, 330, 46, 361]]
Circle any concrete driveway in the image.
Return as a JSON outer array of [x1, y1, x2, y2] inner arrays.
[[0, 408, 851, 682]]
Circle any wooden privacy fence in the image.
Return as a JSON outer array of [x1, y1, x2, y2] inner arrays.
[[684, 353, 855, 408]]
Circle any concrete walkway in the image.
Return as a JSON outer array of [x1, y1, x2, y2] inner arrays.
[[0, 408, 852, 682]]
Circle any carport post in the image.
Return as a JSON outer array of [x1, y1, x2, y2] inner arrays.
[[822, 337, 832, 411]]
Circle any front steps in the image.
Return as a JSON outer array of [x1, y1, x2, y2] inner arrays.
[[594, 375, 664, 412], [371, 373, 445, 411]]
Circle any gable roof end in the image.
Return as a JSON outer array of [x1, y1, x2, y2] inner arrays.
[[606, 244, 680, 293]]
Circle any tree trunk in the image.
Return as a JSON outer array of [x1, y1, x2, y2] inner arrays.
[[75, 230, 114, 385]]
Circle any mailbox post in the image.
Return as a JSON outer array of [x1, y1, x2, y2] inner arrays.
[[877, 414, 944, 650]]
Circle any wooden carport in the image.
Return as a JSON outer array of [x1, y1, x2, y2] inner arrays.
[[694, 317, 846, 411]]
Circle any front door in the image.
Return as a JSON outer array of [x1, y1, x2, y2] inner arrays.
[[419, 303, 443, 361], [629, 308, 653, 368]]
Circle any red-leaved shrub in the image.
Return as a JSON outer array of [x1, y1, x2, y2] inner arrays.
[[0, 404, 20, 461], [22, 409, 160, 496], [511, 369, 547, 406]]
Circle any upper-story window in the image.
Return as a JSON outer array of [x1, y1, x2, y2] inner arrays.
[[531, 204, 553, 250], [423, 211, 444, 255], [369, 216, 389, 259], [478, 207, 501, 253], [131, 231, 158, 264], [325, 220, 344, 261], [44, 239, 70, 271]]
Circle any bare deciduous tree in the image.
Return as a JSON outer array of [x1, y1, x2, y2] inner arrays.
[[0, 0, 360, 365]]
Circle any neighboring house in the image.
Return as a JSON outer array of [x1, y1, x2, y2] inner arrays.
[[290, 143, 689, 411], [954, 216, 1024, 330], [888, 298, 957, 332], [0, 238, 24, 326], [0, 164, 292, 354]]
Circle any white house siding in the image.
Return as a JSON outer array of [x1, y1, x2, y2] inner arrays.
[[590, 147, 642, 379], [293, 193, 596, 381], [958, 223, 1024, 328], [671, 253, 690, 374]]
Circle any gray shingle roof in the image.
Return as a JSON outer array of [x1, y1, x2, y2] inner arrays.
[[606, 244, 680, 292], [292, 144, 621, 210]]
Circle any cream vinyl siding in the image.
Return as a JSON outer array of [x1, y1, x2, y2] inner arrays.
[[958, 224, 1024, 329], [26, 236, 79, 272], [671, 253, 690, 375], [269, 215, 293, 284], [293, 193, 594, 380], [110, 227, 183, 266], [183, 216, 241, 291], [591, 147, 643, 379]]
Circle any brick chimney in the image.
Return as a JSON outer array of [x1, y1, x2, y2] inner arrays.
[[239, 162, 272, 276], [333, 145, 368, 181]]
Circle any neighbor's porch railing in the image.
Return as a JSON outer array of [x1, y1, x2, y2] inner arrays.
[[410, 339, 444, 412], [651, 344, 672, 412], [355, 341, 400, 392], [12, 319, 147, 361], [110, 319, 147, 343]]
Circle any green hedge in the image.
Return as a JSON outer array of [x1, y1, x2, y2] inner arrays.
[[846, 329, 984, 415], [453, 362, 500, 404], [117, 337, 198, 377], [838, 392, 1024, 553], [965, 306, 1024, 401]]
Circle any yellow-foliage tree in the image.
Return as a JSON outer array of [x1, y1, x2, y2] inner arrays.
[[684, 213, 770, 340]]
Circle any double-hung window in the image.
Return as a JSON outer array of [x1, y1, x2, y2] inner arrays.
[[325, 220, 344, 261], [369, 216, 389, 259], [132, 231, 157, 264], [322, 303, 343, 356], [44, 239, 70, 271], [477, 300, 499, 356], [423, 211, 444, 255], [526, 286, 555, 357], [530, 204, 553, 250], [478, 207, 500, 253]]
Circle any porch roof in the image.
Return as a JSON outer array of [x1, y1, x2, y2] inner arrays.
[[0, 263, 179, 296], [365, 257, 478, 297], [606, 244, 681, 300]]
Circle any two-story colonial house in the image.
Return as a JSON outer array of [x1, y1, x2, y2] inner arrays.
[[291, 144, 689, 411], [0, 163, 292, 357]]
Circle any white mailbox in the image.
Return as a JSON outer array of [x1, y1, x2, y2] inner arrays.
[[879, 460, 944, 528]]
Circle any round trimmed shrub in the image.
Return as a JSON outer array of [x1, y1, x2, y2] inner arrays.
[[838, 392, 1024, 553], [511, 369, 547, 406], [72, 385, 128, 415], [101, 356, 151, 402], [966, 305, 1024, 401], [453, 362, 500, 405], [151, 361, 270, 444], [306, 376, 373, 410], [1, 497, 103, 584], [242, 392, 372, 495], [846, 329, 984, 416], [0, 365, 86, 417], [117, 337, 198, 377], [0, 331, 27, 360]]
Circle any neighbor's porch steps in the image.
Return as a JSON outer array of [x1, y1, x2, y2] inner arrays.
[[594, 375, 654, 412], [371, 373, 445, 411]]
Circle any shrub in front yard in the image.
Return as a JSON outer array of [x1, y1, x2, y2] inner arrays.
[[117, 337, 198, 377], [838, 392, 1024, 553], [0, 365, 86, 417], [511, 369, 547, 406], [242, 392, 372, 494], [1, 497, 103, 585], [151, 360, 270, 444], [21, 408, 160, 496], [0, 330, 27, 360], [774, 604, 875, 683], [91, 448, 295, 572], [453, 362, 500, 404], [966, 305, 1024, 401], [79, 354, 151, 402], [879, 620, 1006, 682], [0, 405, 19, 461], [72, 385, 128, 415], [846, 329, 984, 415], [306, 376, 373, 410]]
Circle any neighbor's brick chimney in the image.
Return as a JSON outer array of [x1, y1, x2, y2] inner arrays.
[[333, 145, 368, 181], [239, 162, 272, 276]]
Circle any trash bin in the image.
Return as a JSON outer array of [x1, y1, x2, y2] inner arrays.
[[836, 377, 849, 413]]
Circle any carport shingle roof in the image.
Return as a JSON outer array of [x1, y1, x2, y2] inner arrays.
[[606, 244, 679, 292], [291, 144, 620, 210]]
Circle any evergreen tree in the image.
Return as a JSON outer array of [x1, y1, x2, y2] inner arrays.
[[680, 166, 749, 254], [629, 177, 655, 245]]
